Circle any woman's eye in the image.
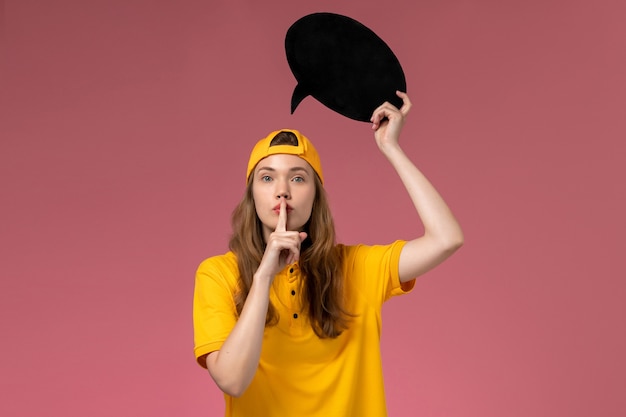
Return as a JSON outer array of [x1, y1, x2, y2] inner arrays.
[[292, 176, 304, 183], [261, 175, 272, 182]]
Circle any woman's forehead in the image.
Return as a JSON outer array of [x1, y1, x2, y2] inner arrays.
[[255, 154, 314, 173]]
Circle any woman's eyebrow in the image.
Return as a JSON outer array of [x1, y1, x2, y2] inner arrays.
[[288, 167, 310, 174]]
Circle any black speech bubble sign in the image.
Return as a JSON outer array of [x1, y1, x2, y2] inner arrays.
[[286, 12, 407, 122]]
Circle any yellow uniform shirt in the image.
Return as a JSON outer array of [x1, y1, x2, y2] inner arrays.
[[193, 240, 415, 417]]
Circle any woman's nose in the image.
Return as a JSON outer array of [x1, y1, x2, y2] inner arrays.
[[276, 181, 290, 199]]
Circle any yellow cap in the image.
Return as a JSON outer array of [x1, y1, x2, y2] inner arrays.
[[246, 129, 324, 184]]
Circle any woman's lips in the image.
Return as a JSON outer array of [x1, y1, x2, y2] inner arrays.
[[273, 204, 293, 214]]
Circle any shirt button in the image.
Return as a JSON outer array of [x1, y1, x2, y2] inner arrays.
[[291, 290, 296, 296], [293, 313, 298, 319]]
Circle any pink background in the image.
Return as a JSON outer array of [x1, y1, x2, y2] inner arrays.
[[1, 0, 625, 416]]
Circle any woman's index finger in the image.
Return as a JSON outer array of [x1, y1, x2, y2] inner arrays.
[[276, 199, 287, 232]]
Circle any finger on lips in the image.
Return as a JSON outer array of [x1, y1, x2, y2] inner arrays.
[[276, 199, 287, 232]]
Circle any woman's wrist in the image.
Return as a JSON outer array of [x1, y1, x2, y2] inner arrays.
[[251, 272, 274, 292]]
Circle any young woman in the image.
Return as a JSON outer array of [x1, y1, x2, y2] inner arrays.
[[193, 92, 463, 416]]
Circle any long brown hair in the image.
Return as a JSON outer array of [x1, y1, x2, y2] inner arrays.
[[229, 132, 351, 338]]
